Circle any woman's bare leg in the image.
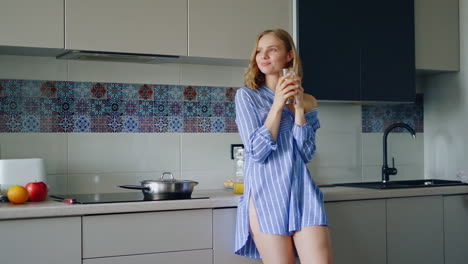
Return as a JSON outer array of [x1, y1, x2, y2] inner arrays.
[[293, 225, 333, 264], [248, 198, 295, 264]]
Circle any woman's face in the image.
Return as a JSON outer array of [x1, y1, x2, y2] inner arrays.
[[255, 33, 292, 76]]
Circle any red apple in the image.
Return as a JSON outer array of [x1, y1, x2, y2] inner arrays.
[[25, 181, 48, 202]]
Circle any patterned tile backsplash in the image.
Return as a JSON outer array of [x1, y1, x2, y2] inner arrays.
[[0, 79, 238, 133], [362, 94, 424, 133], [0, 79, 424, 133]]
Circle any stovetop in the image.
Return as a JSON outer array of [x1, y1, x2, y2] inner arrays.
[[50, 192, 210, 204]]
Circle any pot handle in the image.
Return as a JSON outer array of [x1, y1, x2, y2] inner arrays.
[[118, 185, 150, 191]]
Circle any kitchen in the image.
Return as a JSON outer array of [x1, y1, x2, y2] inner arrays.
[[0, 0, 467, 263]]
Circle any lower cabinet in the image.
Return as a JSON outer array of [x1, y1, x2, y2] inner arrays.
[[82, 209, 212, 261], [213, 208, 262, 264], [444, 194, 468, 264], [0, 216, 81, 264], [387, 196, 444, 264], [83, 249, 213, 264], [325, 199, 386, 264]]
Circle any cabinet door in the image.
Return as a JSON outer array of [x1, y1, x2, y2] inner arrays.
[[387, 196, 444, 264], [444, 194, 468, 264], [360, 0, 415, 102], [213, 208, 262, 264], [298, 0, 361, 101], [83, 249, 213, 264], [0, 217, 81, 264], [66, 0, 187, 56], [325, 200, 386, 264], [0, 0, 64, 48], [83, 209, 212, 258], [189, 0, 291, 60]]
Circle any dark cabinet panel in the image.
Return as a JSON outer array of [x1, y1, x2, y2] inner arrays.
[[298, 0, 415, 102]]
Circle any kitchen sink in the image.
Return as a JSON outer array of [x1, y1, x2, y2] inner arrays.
[[334, 179, 468, 189]]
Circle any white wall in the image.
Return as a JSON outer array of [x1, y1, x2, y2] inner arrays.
[[0, 55, 424, 194], [423, 0, 468, 180]]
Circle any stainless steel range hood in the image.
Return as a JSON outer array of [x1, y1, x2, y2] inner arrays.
[[56, 50, 180, 64]]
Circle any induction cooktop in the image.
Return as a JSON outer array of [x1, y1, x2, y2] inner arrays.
[[51, 192, 209, 204]]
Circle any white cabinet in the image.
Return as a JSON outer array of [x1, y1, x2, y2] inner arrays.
[[0, 216, 81, 264], [82, 209, 212, 259], [387, 196, 444, 264], [444, 194, 468, 264], [0, 0, 64, 48], [213, 208, 262, 264], [326, 200, 386, 264], [83, 249, 213, 264], [65, 0, 188, 56], [415, 0, 459, 71], [189, 0, 292, 60]]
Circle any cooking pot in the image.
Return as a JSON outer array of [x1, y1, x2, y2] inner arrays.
[[119, 172, 198, 200]]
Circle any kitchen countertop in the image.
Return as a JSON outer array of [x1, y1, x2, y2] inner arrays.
[[1, 185, 468, 220]]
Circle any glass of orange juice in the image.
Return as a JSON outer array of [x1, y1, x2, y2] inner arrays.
[[281, 68, 297, 105]]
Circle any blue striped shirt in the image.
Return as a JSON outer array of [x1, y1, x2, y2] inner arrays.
[[234, 85, 327, 259]]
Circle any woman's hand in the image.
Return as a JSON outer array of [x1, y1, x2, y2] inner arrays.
[[272, 74, 301, 110]]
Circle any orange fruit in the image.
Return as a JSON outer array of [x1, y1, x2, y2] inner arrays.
[[7, 185, 29, 204]]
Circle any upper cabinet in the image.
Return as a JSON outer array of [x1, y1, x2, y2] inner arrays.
[[415, 0, 459, 71], [189, 0, 291, 60], [65, 0, 188, 56], [298, 0, 415, 102], [0, 0, 64, 49]]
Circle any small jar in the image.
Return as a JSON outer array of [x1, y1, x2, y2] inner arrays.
[[233, 172, 244, 194]]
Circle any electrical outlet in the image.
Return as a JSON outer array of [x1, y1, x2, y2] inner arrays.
[[231, 144, 244, 159]]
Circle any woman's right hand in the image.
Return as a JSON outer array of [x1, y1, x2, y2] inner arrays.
[[272, 74, 300, 109]]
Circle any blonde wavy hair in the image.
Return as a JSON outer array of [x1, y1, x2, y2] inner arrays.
[[244, 29, 302, 90]]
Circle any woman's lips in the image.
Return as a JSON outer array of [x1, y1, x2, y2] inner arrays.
[[260, 62, 271, 67]]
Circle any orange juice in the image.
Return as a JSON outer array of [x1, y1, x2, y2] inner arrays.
[[233, 182, 244, 194]]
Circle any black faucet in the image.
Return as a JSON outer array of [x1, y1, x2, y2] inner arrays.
[[382, 123, 416, 183]]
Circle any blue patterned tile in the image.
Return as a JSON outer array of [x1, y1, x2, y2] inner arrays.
[[225, 117, 238, 132], [154, 117, 168, 133], [123, 100, 138, 115], [74, 82, 92, 98], [4, 80, 22, 97], [57, 115, 74, 132], [4, 97, 23, 115], [211, 117, 225, 132], [138, 100, 154, 117], [211, 87, 225, 102], [5, 114, 23, 132], [168, 116, 183, 132], [168, 85, 184, 101], [90, 99, 109, 117], [40, 98, 58, 116], [107, 116, 123, 132], [40, 81, 57, 98], [122, 116, 139, 132], [183, 101, 198, 117], [197, 117, 211, 133], [138, 116, 154, 133], [122, 83, 139, 99], [225, 102, 236, 118], [196, 86, 211, 101], [21, 80, 41, 97], [154, 85, 169, 100], [57, 81, 74, 98], [107, 99, 124, 117], [198, 101, 212, 117], [75, 98, 91, 115], [106, 83, 123, 99], [74, 115, 91, 132], [21, 115, 40, 132], [154, 100, 168, 116], [212, 102, 225, 117], [168, 101, 183, 116]]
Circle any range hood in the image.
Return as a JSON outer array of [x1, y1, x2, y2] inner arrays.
[[56, 50, 248, 67], [56, 50, 180, 64]]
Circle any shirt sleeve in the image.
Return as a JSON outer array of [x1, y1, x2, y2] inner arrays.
[[235, 88, 277, 163], [292, 108, 320, 163]]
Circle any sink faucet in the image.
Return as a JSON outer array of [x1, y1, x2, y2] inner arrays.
[[382, 123, 416, 183]]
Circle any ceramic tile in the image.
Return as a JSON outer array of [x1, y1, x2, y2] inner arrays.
[[179, 64, 245, 87], [0, 133, 67, 174], [67, 133, 180, 174], [68, 60, 180, 84], [317, 103, 362, 133], [0, 55, 67, 80], [308, 165, 363, 184], [312, 130, 362, 168]]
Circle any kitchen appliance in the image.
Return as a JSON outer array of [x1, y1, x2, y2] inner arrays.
[[118, 172, 198, 200], [50, 192, 209, 204], [0, 158, 46, 192]]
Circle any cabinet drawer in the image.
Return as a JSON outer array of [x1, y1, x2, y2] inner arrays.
[[83, 249, 213, 264], [83, 209, 212, 258]]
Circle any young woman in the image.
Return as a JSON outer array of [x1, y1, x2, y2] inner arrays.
[[234, 29, 333, 264]]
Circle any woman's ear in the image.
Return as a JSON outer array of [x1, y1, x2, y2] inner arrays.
[[287, 50, 293, 63]]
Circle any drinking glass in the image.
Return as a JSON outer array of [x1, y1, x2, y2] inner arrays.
[[281, 68, 297, 104]]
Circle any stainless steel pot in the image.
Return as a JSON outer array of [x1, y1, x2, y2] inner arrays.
[[119, 172, 198, 200]]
